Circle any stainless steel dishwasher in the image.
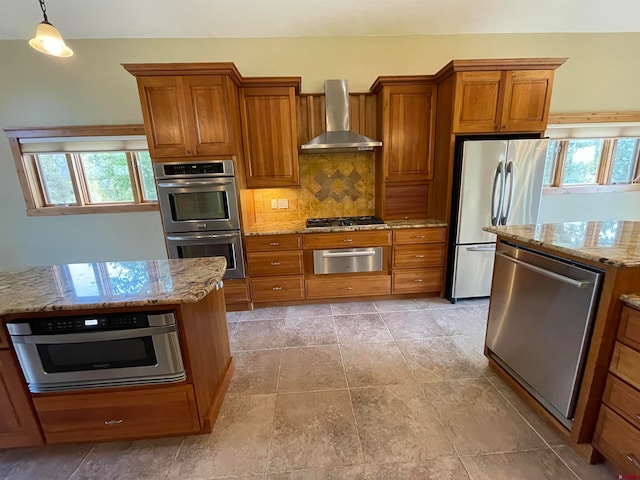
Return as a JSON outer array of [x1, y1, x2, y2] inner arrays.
[[485, 241, 603, 428]]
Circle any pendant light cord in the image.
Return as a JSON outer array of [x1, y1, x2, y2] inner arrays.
[[38, 0, 49, 23]]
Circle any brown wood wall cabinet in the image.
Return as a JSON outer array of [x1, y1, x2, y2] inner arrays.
[[126, 72, 242, 159], [594, 305, 640, 474], [0, 286, 233, 448], [370, 79, 436, 221], [240, 82, 301, 188]]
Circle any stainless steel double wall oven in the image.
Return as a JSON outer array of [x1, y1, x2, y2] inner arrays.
[[154, 160, 245, 279]]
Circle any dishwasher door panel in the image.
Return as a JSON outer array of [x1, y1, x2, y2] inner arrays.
[[486, 243, 602, 425]]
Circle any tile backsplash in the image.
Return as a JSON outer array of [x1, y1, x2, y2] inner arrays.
[[251, 152, 375, 223]]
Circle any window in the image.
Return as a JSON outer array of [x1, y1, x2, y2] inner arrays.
[[543, 137, 640, 192], [5, 125, 158, 215]]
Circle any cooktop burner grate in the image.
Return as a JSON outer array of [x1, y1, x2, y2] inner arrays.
[[305, 216, 386, 228]]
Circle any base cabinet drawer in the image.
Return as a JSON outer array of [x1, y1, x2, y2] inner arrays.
[[223, 279, 251, 303], [306, 275, 391, 299], [33, 385, 200, 443], [393, 227, 446, 244], [610, 342, 640, 390], [594, 405, 640, 475], [393, 244, 444, 268], [247, 251, 304, 277], [619, 306, 640, 350], [250, 275, 305, 303], [392, 268, 443, 294], [245, 234, 302, 252], [602, 375, 640, 430]]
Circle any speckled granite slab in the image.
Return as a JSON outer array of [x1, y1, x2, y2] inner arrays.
[[0, 258, 226, 315], [484, 221, 640, 268], [243, 218, 447, 236], [621, 293, 640, 310]]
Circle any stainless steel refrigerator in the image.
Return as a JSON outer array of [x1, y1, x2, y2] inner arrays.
[[448, 138, 548, 302]]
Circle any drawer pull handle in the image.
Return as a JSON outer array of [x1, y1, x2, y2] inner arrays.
[[415, 235, 425, 239], [345, 286, 354, 290], [414, 279, 424, 283], [627, 454, 640, 469], [269, 242, 279, 246], [270, 262, 281, 266], [272, 286, 282, 291], [343, 239, 353, 243], [415, 255, 425, 258], [105, 418, 124, 425]]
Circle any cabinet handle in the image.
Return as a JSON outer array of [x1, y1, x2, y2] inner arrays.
[[345, 286, 354, 290], [414, 279, 424, 283], [272, 286, 282, 291], [269, 242, 279, 246], [415, 255, 425, 258], [343, 239, 353, 243], [627, 454, 640, 469], [415, 235, 425, 239], [104, 418, 124, 425], [270, 262, 280, 266]]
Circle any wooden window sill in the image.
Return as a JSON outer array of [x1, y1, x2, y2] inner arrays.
[[543, 184, 640, 195], [26, 203, 159, 216]]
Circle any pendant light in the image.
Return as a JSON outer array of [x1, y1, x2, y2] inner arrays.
[[29, 0, 73, 57]]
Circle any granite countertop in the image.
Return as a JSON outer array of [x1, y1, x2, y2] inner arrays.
[[483, 221, 640, 268], [243, 218, 447, 236], [0, 257, 227, 315], [621, 293, 640, 310]]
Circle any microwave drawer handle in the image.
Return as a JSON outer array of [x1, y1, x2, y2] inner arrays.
[[157, 179, 233, 188], [494, 252, 592, 289], [321, 251, 376, 258], [11, 325, 177, 345]]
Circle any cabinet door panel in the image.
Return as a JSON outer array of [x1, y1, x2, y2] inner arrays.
[[383, 183, 429, 220], [384, 85, 435, 182], [138, 76, 189, 157], [183, 76, 235, 156], [501, 70, 553, 132], [453, 71, 502, 133], [241, 87, 299, 188], [0, 351, 43, 448]]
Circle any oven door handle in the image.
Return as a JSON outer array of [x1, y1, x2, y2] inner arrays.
[[166, 233, 238, 241], [9, 325, 177, 345], [157, 179, 234, 188]]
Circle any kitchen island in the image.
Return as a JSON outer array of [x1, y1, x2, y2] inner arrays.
[[0, 257, 233, 448], [483, 221, 640, 473]]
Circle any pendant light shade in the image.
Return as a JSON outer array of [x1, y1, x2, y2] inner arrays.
[[29, 0, 73, 57]]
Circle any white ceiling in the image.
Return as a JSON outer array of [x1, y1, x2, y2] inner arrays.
[[1, 0, 639, 40]]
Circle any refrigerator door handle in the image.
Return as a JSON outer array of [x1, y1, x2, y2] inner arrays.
[[466, 245, 497, 252], [500, 161, 515, 225], [490, 163, 504, 226]]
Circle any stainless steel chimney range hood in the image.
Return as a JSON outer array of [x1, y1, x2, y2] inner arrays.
[[300, 80, 382, 153]]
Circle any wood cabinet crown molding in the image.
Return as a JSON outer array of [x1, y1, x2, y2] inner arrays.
[[434, 57, 568, 82], [370, 75, 436, 93], [122, 62, 244, 85]]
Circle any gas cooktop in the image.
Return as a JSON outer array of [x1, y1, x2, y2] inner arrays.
[[305, 216, 386, 228]]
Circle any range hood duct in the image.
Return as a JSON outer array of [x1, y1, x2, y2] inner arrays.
[[300, 79, 382, 153]]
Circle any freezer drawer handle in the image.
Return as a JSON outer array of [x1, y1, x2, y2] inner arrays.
[[627, 454, 640, 469], [495, 252, 593, 289], [466, 246, 496, 252], [322, 251, 375, 258]]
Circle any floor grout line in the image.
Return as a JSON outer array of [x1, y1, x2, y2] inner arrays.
[[65, 444, 96, 480]]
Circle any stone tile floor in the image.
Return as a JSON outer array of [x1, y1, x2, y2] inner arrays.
[[0, 298, 619, 479]]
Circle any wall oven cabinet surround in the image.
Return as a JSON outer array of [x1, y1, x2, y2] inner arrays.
[[122, 64, 244, 159], [8, 311, 186, 393], [240, 80, 301, 188], [155, 160, 245, 279]]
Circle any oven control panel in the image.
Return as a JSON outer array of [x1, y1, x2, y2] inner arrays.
[[9, 312, 175, 335]]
